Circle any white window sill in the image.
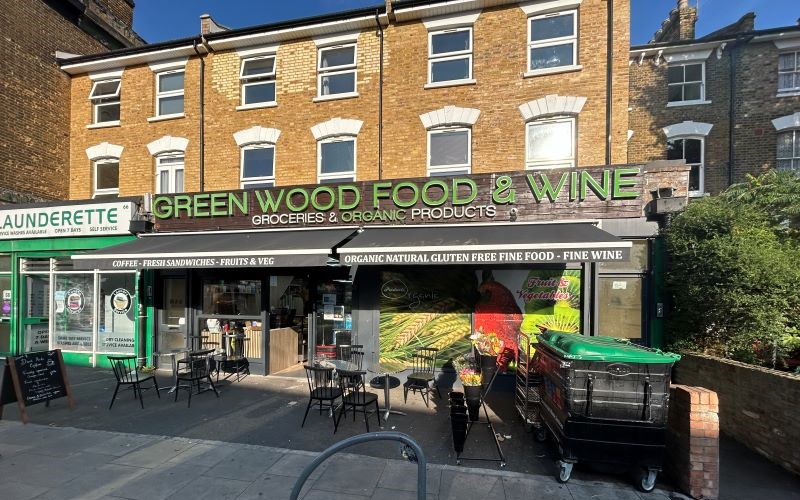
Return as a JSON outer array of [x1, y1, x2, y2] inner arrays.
[[523, 64, 583, 78], [86, 121, 120, 129], [424, 79, 477, 90], [147, 113, 185, 123], [313, 92, 359, 103], [776, 90, 800, 98], [666, 100, 711, 108], [236, 102, 278, 111], [92, 191, 120, 198], [688, 191, 708, 198]]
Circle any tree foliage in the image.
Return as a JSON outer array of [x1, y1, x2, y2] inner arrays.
[[663, 172, 800, 368]]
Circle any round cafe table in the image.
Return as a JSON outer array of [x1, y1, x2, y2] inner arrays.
[[367, 359, 407, 422]]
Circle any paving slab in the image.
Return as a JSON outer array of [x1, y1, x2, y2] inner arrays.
[[108, 462, 210, 500], [236, 473, 315, 500], [500, 476, 574, 500], [312, 453, 387, 496], [376, 460, 442, 493], [266, 449, 331, 479], [204, 446, 286, 481], [164, 475, 251, 500], [438, 469, 503, 500], [31, 463, 149, 500], [166, 442, 241, 467], [111, 437, 196, 468], [0, 481, 49, 500], [371, 487, 438, 500]]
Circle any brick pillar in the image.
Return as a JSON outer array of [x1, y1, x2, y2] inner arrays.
[[666, 384, 720, 499]]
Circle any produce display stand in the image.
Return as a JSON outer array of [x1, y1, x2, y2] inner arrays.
[[515, 330, 545, 442], [535, 332, 680, 492]]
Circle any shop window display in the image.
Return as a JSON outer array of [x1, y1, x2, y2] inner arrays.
[[97, 273, 136, 354], [53, 274, 95, 352]]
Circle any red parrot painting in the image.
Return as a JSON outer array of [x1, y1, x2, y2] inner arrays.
[[473, 270, 522, 371]]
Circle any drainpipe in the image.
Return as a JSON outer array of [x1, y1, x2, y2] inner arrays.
[[726, 34, 753, 187], [375, 10, 385, 180], [192, 39, 206, 192], [605, 0, 614, 165]]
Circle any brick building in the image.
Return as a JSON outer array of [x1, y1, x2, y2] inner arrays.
[[0, 0, 144, 204], [629, 0, 800, 196]]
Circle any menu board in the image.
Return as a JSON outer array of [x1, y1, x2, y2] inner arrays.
[[0, 349, 74, 423]]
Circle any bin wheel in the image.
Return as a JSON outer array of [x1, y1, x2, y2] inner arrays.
[[637, 469, 657, 493], [557, 461, 573, 483], [534, 427, 547, 443]]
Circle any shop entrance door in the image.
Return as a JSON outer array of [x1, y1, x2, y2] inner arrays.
[[311, 279, 353, 361], [157, 277, 188, 355], [269, 275, 309, 369], [0, 271, 11, 355], [20, 259, 51, 353]]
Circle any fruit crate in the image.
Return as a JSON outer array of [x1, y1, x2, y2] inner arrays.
[[515, 330, 544, 434]]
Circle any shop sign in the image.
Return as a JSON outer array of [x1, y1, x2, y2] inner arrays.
[[0, 202, 135, 240], [66, 288, 85, 314], [152, 167, 642, 231], [110, 288, 132, 315], [103, 254, 331, 270], [341, 248, 628, 265]]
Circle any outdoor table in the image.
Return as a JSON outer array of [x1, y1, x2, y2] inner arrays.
[[155, 350, 189, 394], [367, 360, 407, 422], [319, 359, 359, 372], [188, 334, 208, 352]]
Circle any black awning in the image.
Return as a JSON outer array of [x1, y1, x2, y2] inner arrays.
[[337, 223, 632, 266], [72, 228, 358, 270]]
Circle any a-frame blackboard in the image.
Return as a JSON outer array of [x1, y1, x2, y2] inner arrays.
[[0, 349, 75, 424]]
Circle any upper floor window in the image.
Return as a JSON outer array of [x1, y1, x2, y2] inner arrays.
[[526, 116, 575, 169], [318, 44, 357, 97], [428, 128, 471, 176], [429, 28, 472, 84], [318, 137, 355, 183], [778, 51, 800, 94], [89, 79, 121, 125], [93, 159, 119, 199], [241, 145, 276, 188], [528, 10, 577, 72], [156, 70, 184, 117], [156, 154, 184, 194], [668, 63, 704, 104], [777, 130, 800, 171], [240, 56, 276, 107], [667, 137, 704, 195]]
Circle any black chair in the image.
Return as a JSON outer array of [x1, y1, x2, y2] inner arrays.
[[301, 365, 342, 431], [403, 347, 441, 407], [335, 369, 380, 433], [219, 334, 250, 381], [108, 355, 160, 410], [350, 350, 365, 370], [175, 350, 219, 408], [336, 344, 352, 361]]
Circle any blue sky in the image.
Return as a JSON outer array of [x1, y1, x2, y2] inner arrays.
[[132, 0, 798, 45]]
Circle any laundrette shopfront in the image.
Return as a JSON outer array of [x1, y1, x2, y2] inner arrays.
[[0, 200, 141, 368], [71, 162, 688, 374]]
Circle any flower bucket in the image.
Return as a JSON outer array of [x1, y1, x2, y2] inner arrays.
[[479, 354, 498, 392], [464, 384, 482, 421]]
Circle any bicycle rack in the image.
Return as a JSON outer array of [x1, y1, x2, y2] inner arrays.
[[289, 431, 427, 500]]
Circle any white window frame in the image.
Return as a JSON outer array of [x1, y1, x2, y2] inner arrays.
[[428, 27, 473, 85], [317, 136, 356, 183], [155, 69, 185, 117], [777, 129, 800, 171], [778, 51, 800, 94], [239, 55, 277, 108], [667, 136, 705, 196], [527, 9, 578, 73], [525, 116, 576, 170], [667, 62, 706, 105], [89, 79, 121, 125], [427, 127, 472, 176], [92, 158, 119, 198], [155, 153, 185, 194], [317, 43, 357, 98], [240, 144, 276, 188]]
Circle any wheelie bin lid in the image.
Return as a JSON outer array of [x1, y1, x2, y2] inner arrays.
[[537, 331, 681, 363]]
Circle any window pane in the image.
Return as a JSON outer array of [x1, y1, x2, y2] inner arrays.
[[320, 176, 355, 184], [666, 139, 683, 161], [91, 80, 120, 98], [667, 65, 684, 84], [530, 13, 574, 41], [98, 273, 136, 354], [684, 139, 702, 164], [242, 181, 275, 189], [430, 130, 469, 166], [320, 72, 355, 95], [242, 57, 275, 77], [243, 147, 275, 179], [530, 43, 574, 70], [158, 95, 184, 115], [96, 162, 119, 191], [0, 255, 10, 272], [777, 132, 794, 158], [667, 85, 683, 102], [159, 170, 169, 193], [320, 46, 355, 68], [778, 53, 795, 71], [684, 82, 702, 101], [158, 156, 184, 165], [777, 159, 795, 171], [53, 274, 94, 352], [431, 58, 470, 82], [159, 71, 184, 92], [96, 103, 120, 123], [321, 141, 355, 174], [202, 280, 261, 316], [429, 169, 470, 177], [432, 30, 470, 54], [175, 169, 184, 193], [527, 121, 573, 161], [684, 63, 702, 82], [598, 277, 642, 340], [689, 164, 701, 192], [599, 240, 649, 271], [244, 81, 276, 104]]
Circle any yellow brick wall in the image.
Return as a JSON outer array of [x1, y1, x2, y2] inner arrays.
[[67, 0, 629, 198]]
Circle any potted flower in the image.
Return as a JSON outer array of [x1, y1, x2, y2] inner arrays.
[[454, 355, 483, 421], [471, 330, 504, 391]]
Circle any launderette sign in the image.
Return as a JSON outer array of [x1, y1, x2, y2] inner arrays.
[[0, 202, 135, 240]]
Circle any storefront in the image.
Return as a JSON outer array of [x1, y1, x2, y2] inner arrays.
[[0, 200, 140, 368], [71, 163, 688, 374]]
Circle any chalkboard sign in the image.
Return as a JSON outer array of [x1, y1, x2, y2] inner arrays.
[[0, 349, 75, 423]]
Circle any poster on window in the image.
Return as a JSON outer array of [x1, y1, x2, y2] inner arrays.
[[25, 325, 49, 352]]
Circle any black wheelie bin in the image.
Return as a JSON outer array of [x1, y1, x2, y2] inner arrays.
[[534, 331, 680, 492]]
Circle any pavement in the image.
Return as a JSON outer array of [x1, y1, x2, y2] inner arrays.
[[0, 365, 797, 499]]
